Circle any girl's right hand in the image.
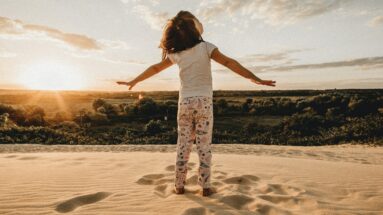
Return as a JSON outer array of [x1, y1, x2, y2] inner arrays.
[[116, 80, 137, 90], [251, 79, 276, 87]]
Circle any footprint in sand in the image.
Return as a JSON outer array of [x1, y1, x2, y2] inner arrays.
[[137, 162, 201, 198], [165, 162, 196, 172], [165, 164, 175, 171], [18, 156, 39, 160], [219, 194, 255, 210], [222, 175, 259, 185], [257, 183, 305, 196], [74, 157, 87, 161], [211, 172, 313, 213], [181, 207, 207, 215], [136, 173, 175, 198], [138, 162, 315, 214], [186, 174, 198, 185], [256, 194, 318, 210], [211, 210, 238, 215], [216, 174, 260, 195], [55, 192, 112, 213], [136, 173, 173, 185], [213, 170, 228, 180], [250, 203, 291, 215], [115, 162, 127, 167], [4, 155, 18, 158]]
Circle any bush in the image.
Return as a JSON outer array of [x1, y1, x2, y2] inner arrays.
[[93, 98, 107, 111], [282, 113, 326, 136], [89, 113, 110, 126], [0, 113, 9, 124], [348, 96, 380, 116], [215, 99, 228, 114], [51, 121, 81, 132], [242, 121, 266, 135], [144, 119, 163, 135], [52, 111, 72, 123], [0, 103, 29, 125], [135, 97, 158, 116], [23, 105, 46, 126], [0, 126, 96, 144]]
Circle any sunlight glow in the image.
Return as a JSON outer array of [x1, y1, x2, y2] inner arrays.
[[19, 61, 86, 90]]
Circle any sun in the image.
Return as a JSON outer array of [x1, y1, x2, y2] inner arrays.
[[19, 61, 86, 91]]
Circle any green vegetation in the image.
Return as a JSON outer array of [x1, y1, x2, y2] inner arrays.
[[0, 89, 382, 146]]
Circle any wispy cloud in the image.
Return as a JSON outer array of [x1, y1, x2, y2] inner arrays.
[[280, 77, 383, 89], [0, 16, 101, 50], [368, 15, 383, 27], [214, 56, 383, 73], [121, 0, 160, 6], [198, 0, 345, 26], [132, 5, 169, 30], [237, 49, 310, 65], [0, 16, 136, 65], [121, 0, 170, 30], [98, 39, 131, 50], [271, 56, 383, 71], [0, 50, 17, 58], [70, 49, 148, 66]]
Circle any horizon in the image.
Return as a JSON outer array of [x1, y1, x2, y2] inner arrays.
[[1, 0, 383, 91], [2, 88, 383, 94]]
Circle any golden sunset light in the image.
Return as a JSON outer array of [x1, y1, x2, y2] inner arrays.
[[18, 61, 86, 91], [1, 2, 383, 214]]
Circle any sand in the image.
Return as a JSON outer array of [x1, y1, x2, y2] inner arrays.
[[0, 144, 383, 215]]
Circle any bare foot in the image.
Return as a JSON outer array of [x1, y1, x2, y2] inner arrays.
[[202, 188, 215, 197], [174, 187, 185, 195]]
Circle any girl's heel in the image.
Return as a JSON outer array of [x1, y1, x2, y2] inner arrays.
[[174, 187, 185, 194], [202, 187, 215, 196]]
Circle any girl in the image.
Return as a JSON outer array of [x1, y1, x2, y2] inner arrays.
[[117, 10, 276, 197]]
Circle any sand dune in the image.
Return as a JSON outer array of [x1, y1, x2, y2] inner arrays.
[[0, 144, 383, 214]]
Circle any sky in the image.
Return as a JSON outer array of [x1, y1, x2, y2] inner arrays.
[[0, 0, 383, 91]]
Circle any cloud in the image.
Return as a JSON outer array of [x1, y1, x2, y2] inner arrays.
[[279, 77, 383, 89], [0, 50, 17, 58], [121, 1, 170, 30], [272, 56, 383, 71], [0, 16, 143, 67], [121, 0, 160, 6], [70, 49, 148, 66], [132, 5, 170, 30], [368, 15, 383, 27], [214, 56, 383, 73], [98, 39, 131, 50], [237, 49, 309, 65], [197, 0, 345, 26], [0, 16, 101, 50]]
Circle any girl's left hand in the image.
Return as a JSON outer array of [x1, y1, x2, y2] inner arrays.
[[116, 80, 137, 90]]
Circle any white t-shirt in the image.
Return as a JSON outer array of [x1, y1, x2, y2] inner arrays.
[[167, 41, 218, 101]]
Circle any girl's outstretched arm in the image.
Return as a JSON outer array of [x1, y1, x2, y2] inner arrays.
[[211, 49, 276, 87], [116, 57, 173, 90]]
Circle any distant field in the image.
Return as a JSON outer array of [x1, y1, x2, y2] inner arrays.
[[2, 89, 381, 117], [1, 88, 382, 146]]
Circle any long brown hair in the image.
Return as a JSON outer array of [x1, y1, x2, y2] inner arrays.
[[159, 10, 204, 61]]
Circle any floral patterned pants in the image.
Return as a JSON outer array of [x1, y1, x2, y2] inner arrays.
[[175, 96, 213, 189]]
